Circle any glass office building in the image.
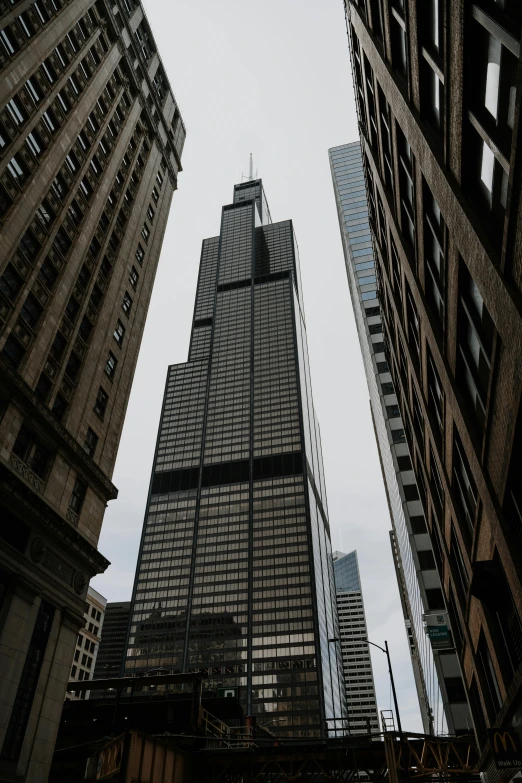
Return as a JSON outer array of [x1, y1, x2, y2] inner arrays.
[[333, 551, 379, 733], [329, 142, 470, 736], [124, 178, 346, 737]]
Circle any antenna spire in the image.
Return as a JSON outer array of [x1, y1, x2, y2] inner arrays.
[[249, 153, 253, 181]]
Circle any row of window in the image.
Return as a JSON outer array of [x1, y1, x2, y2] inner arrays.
[[1, 13, 107, 210], [350, 0, 520, 248], [0, 0, 72, 64]]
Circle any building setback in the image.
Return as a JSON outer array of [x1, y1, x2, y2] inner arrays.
[[93, 600, 131, 683], [344, 0, 522, 770], [333, 551, 379, 734], [124, 178, 346, 737], [66, 586, 106, 700], [0, 0, 185, 778], [330, 142, 470, 736]]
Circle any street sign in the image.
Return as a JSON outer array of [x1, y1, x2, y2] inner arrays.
[[488, 728, 522, 770], [217, 687, 238, 699]]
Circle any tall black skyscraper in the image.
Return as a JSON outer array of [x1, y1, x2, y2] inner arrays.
[[125, 178, 346, 737]]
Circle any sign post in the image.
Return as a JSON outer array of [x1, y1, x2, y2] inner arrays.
[[488, 728, 522, 770], [425, 613, 453, 650]]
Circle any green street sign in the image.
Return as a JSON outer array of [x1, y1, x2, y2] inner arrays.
[[217, 687, 238, 699]]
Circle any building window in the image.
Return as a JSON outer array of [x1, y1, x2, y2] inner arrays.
[[93, 387, 108, 420], [452, 429, 478, 541], [390, 6, 408, 81], [504, 403, 522, 548], [427, 350, 444, 445], [156, 170, 163, 188], [369, 0, 384, 40], [417, 549, 436, 570], [152, 186, 159, 204], [363, 55, 378, 150], [105, 351, 117, 380], [425, 587, 445, 611], [84, 428, 98, 458], [397, 126, 416, 249], [412, 383, 425, 451], [12, 425, 52, 480], [430, 446, 444, 520], [423, 180, 445, 328], [129, 265, 139, 289], [69, 476, 87, 514], [406, 285, 421, 371], [476, 631, 502, 720], [113, 319, 125, 347], [135, 243, 145, 264], [390, 239, 403, 306], [456, 262, 495, 431], [450, 525, 469, 607], [147, 204, 155, 223], [463, 8, 518, 245], [122, 291, 133, 315], [377, 86, 394, 192], [141, 224, 150, 243]]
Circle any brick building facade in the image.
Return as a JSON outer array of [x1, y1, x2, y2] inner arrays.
[[344, 0, 522, 773], [0, 0, 184, 778]]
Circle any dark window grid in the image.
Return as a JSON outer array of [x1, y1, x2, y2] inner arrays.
[[10, 69, 122, 219]]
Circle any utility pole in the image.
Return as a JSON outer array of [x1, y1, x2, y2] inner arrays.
[[364, 639, 403, 735]]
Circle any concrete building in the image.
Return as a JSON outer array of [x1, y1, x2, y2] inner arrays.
[[330, 142, 470, 736], [343, 0, 522, 771], [66, 586, 106, 700], [124, 177, 346, 738], [0, 0, 185, 778], [333, 551, 379, 734], [92, 600, 130, 682]]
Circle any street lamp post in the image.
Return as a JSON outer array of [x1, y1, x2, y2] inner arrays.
[[363, 639, 402, 735]]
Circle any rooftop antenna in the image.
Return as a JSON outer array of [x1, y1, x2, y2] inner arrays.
[[241, 154, 258, 183]]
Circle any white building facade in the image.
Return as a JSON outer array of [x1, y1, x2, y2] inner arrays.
[[333, 550, 379, 734], [66, 586, 106, 700]]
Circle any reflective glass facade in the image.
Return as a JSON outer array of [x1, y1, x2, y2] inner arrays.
[[125, 179, 346, 736], [333, 551, 379, 734], [330, 143, 470, 736]]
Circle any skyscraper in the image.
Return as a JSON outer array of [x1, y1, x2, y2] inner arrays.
[[125, 177, 346, 737], [330, 142, 470, 736], [93, 601, 131, 685], [333, 550, 379, 734], [343, 0, 522, 769], [0, 0, 184, 778]]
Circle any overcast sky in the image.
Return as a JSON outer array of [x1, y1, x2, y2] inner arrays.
[[91, 0, 423, 731]]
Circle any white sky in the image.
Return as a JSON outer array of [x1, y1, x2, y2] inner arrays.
[[91, 0, 423, 731]]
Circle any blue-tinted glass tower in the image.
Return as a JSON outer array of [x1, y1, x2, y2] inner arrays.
[[125, 178, 346, 737], [329, 142, 471, 736]]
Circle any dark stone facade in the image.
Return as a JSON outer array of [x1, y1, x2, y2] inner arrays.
[[0, 0, 184, 778], [344, 0, 522, 772]]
